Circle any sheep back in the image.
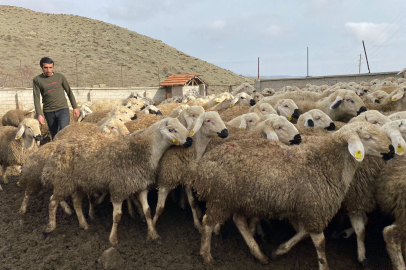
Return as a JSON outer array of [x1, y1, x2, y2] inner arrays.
[[2, 110, 34, 127], [125, 114, 164, 133], [81, 110, 110, 123]]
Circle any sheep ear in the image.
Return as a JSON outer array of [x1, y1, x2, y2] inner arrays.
[[391, 90, 405, 101], [230, 97, 239, 107], [239, 117, 247, 130], [265, 129, 279, 141], [190, 114, 204, 136], [347, 134, 364, 162], [388, 132, 406, 155], [330, 96, 343, 109], [15, 124, 25, 140], [185, 114, 194, 129]]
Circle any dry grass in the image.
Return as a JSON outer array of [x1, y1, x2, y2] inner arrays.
[[0, 5, 254, 94]]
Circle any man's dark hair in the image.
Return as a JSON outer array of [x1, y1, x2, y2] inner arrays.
[[40, 57, 54, 67]]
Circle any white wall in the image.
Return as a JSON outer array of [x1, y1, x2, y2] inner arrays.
[[0, 87, 166, 115]]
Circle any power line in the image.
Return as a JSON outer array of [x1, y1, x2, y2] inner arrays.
[[341, 56, 360, 74], [369, 21, 406, 57], [370, 26, 406, 59]]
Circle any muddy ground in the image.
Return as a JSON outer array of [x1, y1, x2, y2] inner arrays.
[[0, 174, 395, 270]]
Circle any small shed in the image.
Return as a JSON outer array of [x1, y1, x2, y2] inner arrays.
[[160, 74, 207, 99]]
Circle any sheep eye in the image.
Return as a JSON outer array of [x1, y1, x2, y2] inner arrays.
[[169, 128, 175, 133], [277, 126, 282, 130], [262, 109, 266, 111], [364, 136, 372, 140], [314, 117, 320, 120], [241, 97, 244, 99], [284, 105, 289, 108], [249, 120, 253, 122], [372, 121, 378, 125], [206, 119, 211, 123]]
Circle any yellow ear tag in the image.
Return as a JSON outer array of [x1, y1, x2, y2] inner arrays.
[[15, 135, 21, 140], [215, 98, 221, 103], [392, 97, 398, 102], [230, 103, 234, 108], [397, 144, 405, 153], [189, 130, 194, 136], [173, 139, 179, 145], [354, 150, 363, 159], [241, 127, 246, 130], [287, 116, 292, 121]]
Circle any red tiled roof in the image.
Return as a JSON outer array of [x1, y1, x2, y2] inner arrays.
[[160, 74, 197, 86]]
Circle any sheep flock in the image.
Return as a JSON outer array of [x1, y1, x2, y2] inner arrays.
[[1, 78, 406, 270]]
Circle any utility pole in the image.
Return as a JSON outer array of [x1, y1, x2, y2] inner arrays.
[[359, 54, 362, 74], [257, 57, 260, 80], [362, 40, 371, 73], [307, 47, 309, 77]]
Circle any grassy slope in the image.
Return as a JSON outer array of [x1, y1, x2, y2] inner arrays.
[[0, 5, 254, 92]]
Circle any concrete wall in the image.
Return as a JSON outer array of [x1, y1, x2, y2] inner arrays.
[[255, 71, 403, 92], [0, 86, 166, 115]]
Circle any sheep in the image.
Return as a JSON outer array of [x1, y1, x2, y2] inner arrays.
[[248, 102, 277, 117], [388, 111, 406, 120], [261, 88, 275, 95], [167, 104, 189, 118], [252, 93, 264, 103], [348, 110, 391, 126], [365, 90, 389, 104], [297, 109, 335, 130], [124, 114, 164, 133], [370, 79, 380, 85], [231, 82, 255, 96], [77, 105, 93, 122], [373, 81, 399, 94], [139, 105, 162, 115], [152, 111, 228, 233], [0, 118, 42, 190], [366, 88, 406, 112], [398, 67, 406, 76], [273, 99, 301, 121], [1, 109, 35, 127], [41, 117, 193, 245], [227, 113, 261, 130], [218, 106, 251, 123], [230, 93, 256, 107], [292, 89, 367, 122], [90, 98, 145, 112], [193, 121, 395, 268], [18, 117, 130, 215], [156, 103, 186, 116], [203, 92, 234, 111], [375, 150, 406, 270], [384, 77, 397, 83], [82, 106, 137, 124], [176, 106, 205, 129]]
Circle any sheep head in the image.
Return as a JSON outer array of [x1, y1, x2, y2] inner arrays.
[[250, 103, 277, 116], [275, 99, 300, 121], [140, 105, 162, 115], [349, 110, 391, 127], [189, 111, 228, 139], [179, 106, 205, 129], [99, 118, 130, 136], [381, 120, 406, 155], [366, 91, 388, 104], [254, 116, 301, 145], [238, 113, 261, 130], [329, 90, 367, 117], [297, 109, 335, 130], [124, 98, 146, 112], [15, 118, 42, 147], [159, 118, 193, 148], [335, 122, 394, 162], [78, 105, 93, 122], [230, 93, 255, 107]]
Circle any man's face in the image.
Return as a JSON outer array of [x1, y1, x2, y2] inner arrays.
[[41, 63, 53, 77]]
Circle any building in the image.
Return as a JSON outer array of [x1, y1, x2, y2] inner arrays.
[[160, 74, 207, 99]]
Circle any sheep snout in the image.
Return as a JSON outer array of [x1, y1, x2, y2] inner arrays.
[[131, 115, 137, 120], [217, 129, 229, 138], [306, 119, 314, 127], [157, 110, 163, 116], [34, 135, 42, 142], [183, 137, 193, 148], [357, 106, 367, 115], [250, 99, 256, 106], [381, 145, 395, 161], [325, 122, 336, 131], [292, 109, 301, 119], [289, 134, 302, 145], [374, 100, 380, 104]]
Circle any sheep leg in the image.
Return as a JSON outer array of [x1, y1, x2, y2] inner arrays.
[[44, 195, 61, 233], [310, 232, 328, 270], [138, 190, 160, 241], [19, 192, 31, 215], [152, 187, 170, 227], [126, 198, 135, 219], [2, 165, 9, 184], [383, 224, 405, 270], [130, 194, 145, 222], [72, 191, 89, 230], [274, 224, 308, 257], [59, 200, 72, 216], [233, 213, 269, 264], [109, 200, 123, 246], [348, 212, 367, 263], [185, 186, 203, 232], [88, 194, 96, 220], [200, 214, 214, 264]]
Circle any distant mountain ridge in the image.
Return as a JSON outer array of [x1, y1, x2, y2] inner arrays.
[[0, 5, 253, 92]]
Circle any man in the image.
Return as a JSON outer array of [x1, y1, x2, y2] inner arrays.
[[33, 57, 79, 139]]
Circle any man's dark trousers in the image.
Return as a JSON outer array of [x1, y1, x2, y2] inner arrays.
[[44, 108, 70, 139]]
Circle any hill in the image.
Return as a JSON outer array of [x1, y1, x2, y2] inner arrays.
[[0, 5, 254, 93]]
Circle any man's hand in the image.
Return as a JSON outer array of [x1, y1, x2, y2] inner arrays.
[[38, 114, 45, 125], [73, 108, 80, 119]]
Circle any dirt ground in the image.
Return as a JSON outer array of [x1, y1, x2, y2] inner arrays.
[[0, 174, 395, 270]]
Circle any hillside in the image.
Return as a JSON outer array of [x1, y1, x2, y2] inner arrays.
[[0, 5, 254, 92]]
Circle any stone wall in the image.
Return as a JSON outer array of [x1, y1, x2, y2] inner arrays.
[[0, 86, 166, 115], [254, 71, 403, 92]]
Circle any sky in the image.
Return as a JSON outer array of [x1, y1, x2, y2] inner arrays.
[[1, 0, 405, 77]]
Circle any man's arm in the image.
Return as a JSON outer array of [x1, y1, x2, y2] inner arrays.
[[33, 78, 45, 125], [61, 75, 78, 109]]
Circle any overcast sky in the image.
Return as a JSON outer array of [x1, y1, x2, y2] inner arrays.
[[1, 0, 405, 77]]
